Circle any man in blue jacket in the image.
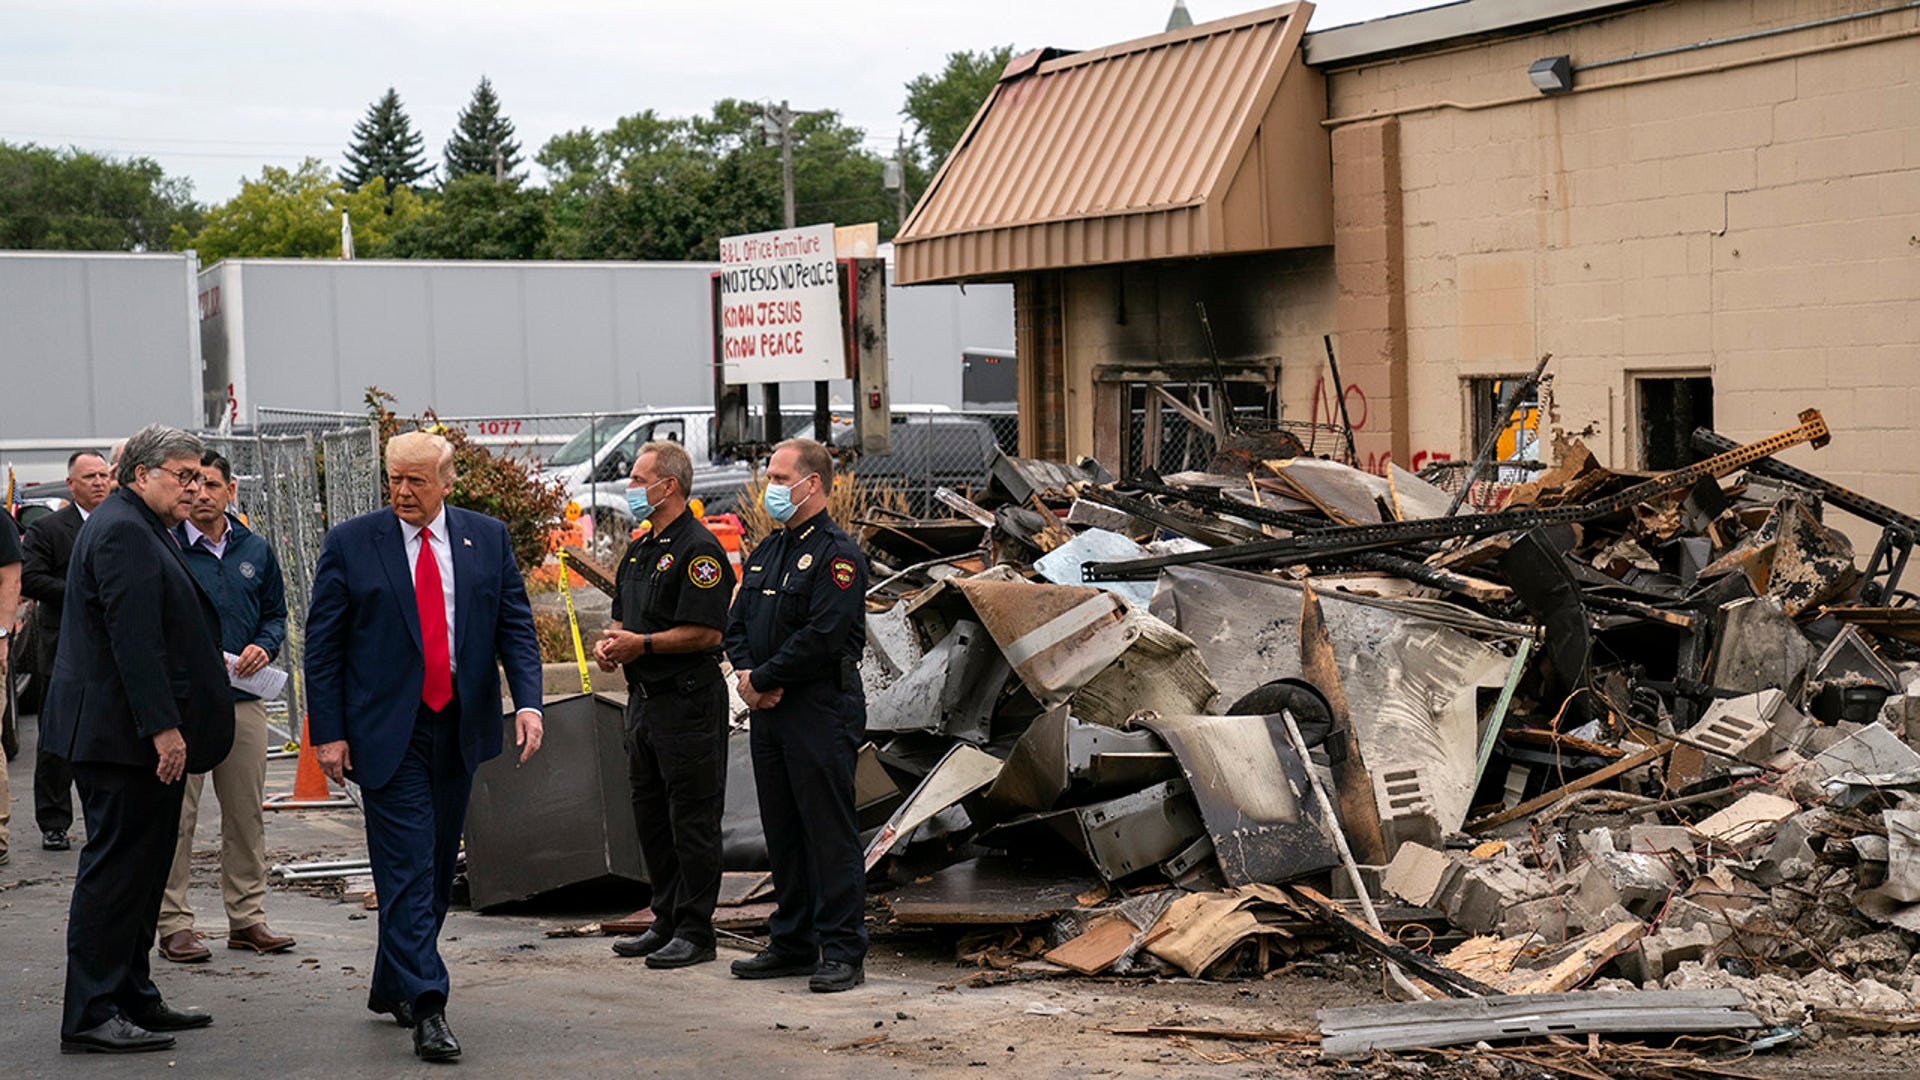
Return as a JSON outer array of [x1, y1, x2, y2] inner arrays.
[[304, 431, 544, 1062], [157, 451, 297, 964]]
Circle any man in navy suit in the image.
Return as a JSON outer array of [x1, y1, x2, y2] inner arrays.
[[304, 431, 544, 1062], [40, 424, 235, 1054]]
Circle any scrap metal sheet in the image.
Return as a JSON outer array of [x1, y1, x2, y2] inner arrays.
[[955, 577, 1134, 706], [1151, 566, 1511, 832], [864, 742, 1003, 870], [1135, 713, 1338, 886]]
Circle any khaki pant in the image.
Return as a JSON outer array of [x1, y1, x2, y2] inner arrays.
[[159, 699, 269, 935], [1, 661, 12, 852]]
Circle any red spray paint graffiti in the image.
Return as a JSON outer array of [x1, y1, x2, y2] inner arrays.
[[1302, 375, 1456, 477]]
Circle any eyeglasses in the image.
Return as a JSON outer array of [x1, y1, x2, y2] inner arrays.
[[157, 467, 205, 490]]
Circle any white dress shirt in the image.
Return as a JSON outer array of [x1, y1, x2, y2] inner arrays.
[[184, 518, 228, 559], [400, 506, 457, 672]]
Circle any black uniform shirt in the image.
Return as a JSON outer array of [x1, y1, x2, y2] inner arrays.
[[610, 509, 736, 685], [724, 512, 866, 693]]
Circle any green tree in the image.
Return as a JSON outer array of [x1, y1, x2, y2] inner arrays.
[[443, 76, 523, 182], [539, 99, 896, 258], [177, 159, 423, 261], [902, 46, 1015, 167], [342, 87, 431, 193], [0, 142, 200, 251], [540, 104, 777, 261], [385, 174, 547, 259], [788, 109, 897, 237]]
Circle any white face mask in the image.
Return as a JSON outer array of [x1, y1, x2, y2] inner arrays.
[[763, 473, 817, 523]]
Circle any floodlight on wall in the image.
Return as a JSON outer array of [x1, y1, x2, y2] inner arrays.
[[1529, 56, 1574, 95]]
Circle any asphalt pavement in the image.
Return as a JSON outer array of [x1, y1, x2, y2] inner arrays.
[[0, 713, 1266, 1079]]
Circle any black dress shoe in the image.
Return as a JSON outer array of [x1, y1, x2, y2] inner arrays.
[[128, 1002, 213, 1031], [729, 948, 818, 980], [611, 926, 672, 958], [414, 1011, 461, 1061], [367, 994, 414, 1028], [809, 960, 865, 993], [43, 829, 70, 851], [61, 1016, 175, 1054], [644, 938, 716, 969]]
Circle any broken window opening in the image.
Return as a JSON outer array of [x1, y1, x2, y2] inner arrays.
[[1637, 376, 1714, 472], [1465, 376, 1543, 483], [1125, 379, 1276, 477]]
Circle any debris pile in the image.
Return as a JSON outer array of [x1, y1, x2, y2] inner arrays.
[[845, 406, 1920, 1062]]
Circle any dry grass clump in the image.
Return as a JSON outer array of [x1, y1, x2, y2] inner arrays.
[[736, 471, 909, 553]]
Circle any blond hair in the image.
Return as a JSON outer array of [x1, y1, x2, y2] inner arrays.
[[386, 431, 455, 481]]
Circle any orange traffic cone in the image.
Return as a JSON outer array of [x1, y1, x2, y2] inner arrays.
[[263, 715, 354, 810]]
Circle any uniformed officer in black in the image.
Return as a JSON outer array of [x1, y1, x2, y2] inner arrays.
[[724, 437, 868, 993], [594, 439, 737, 969]]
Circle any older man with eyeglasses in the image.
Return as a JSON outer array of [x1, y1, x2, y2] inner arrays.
[[39, 425, 236, 1055]]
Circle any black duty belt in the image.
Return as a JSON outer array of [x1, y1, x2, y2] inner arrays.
[[630, 663, 724, 700]]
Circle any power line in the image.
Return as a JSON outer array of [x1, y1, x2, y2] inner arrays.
[[74, 149, 322, 162], [0, 130, 330, 148]]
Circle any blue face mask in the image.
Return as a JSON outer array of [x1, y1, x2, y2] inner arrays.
[[626, 479, 662, 521], [762, 473, 816, 524]]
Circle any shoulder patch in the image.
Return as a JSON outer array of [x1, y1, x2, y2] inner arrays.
[[689, 554, 724, 589], [655, 552, 675, 573], [829, 556, 856, 590]]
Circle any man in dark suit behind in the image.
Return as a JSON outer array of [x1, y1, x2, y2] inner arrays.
[[20, 449, 114, 852], [39, 425, 236, 1055], [305, 431, 544, 1062]]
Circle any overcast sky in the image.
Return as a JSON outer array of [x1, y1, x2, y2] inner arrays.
[[4, 0, 1440, 204]]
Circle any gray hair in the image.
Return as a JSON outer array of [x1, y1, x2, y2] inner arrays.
[[639, 440, 693, 496], [118, 424, 205, 486]]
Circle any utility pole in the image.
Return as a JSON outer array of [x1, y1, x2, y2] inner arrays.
[[493, 147, 504, 183], [762, 99, 831, 444], [895, 131, 908, 228], [779, 99, 796, 229]]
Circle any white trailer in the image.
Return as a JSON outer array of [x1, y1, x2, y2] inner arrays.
[[0, 251, 202, 480], [197, 258, 1012, 428]]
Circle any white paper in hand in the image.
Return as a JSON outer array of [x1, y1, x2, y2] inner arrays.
[[225, 652, 289, 699]]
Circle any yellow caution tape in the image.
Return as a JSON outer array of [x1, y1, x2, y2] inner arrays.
[[556, 550, 593, 694]]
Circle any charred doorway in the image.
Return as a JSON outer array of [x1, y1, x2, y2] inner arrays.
[[1637, 376, 1714, 471]]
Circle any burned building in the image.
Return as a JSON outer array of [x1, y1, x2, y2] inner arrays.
[[894, 0, 1920, 529]]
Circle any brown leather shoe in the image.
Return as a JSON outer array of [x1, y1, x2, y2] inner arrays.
[[158, 929, 211, 964], [227, 923, 296, 954]]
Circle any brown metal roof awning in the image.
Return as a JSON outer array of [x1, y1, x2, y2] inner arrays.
[[894, 3, 1331, 285]]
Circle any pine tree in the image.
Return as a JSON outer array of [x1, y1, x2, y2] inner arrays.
[[341, 88, 430, 192], [443, 77, 523, 182]]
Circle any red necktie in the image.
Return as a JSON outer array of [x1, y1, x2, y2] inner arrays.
[[416, 527, 453, 711]]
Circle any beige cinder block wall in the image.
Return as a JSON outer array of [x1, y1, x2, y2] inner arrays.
[[1321, 0, 1920, 514]]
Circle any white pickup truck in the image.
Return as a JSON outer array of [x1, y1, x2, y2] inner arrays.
[[540, 408, 778, 561], [544, 404, 1003, 561]]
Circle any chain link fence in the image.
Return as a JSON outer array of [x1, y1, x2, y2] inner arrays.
[[201, 422, 383, 748], [258, 404, 1021, 520], [840, 410, 1018, 517]]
